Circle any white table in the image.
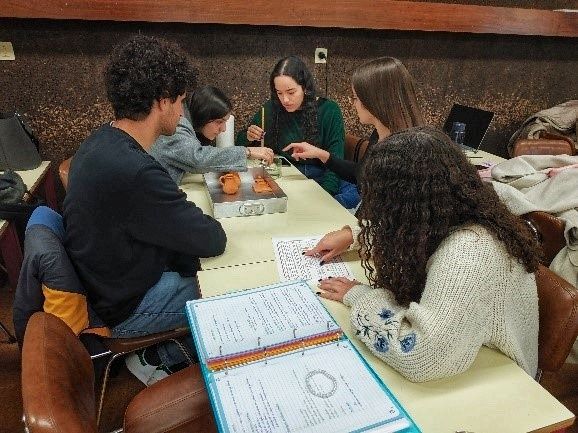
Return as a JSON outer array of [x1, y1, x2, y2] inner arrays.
[[181, 165, 358, 270], [188, 152, 574, 432], [197, 260, 575, 433], [466, 148, 506, 164]]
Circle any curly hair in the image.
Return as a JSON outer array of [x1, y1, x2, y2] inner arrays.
[[104, 35, 196, 121], [357, 126, 540, 307], [269, 56, 318, 147]]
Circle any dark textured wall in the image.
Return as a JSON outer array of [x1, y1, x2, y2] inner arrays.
[[1, 18, 576, 171]]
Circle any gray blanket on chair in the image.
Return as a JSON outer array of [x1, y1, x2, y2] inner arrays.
[[490, 155, 578, 363]]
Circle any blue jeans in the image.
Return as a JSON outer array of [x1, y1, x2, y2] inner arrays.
[[334, 181, 360, 209], [297, 164, 361, 209], [297, 163, 326, 184], [111, 272, 198, 367]]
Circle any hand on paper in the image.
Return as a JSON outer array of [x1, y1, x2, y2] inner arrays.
[[247, 125, 265, 142], [283, 142, 330, 163], [304, 227, 354, 262], [248, 146, 274, 164], [317, 277, 359, 302]]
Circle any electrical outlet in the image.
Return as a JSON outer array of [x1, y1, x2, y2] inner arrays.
[[0, 42, 15, 60], [315, 48, 328, 64]]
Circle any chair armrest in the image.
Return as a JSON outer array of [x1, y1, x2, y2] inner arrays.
[[105, 327, 190, 354], [124, 365, 217, 433], [536, 265, 578, 372], [513, 138, 574, 157], [522, 212, 566, 266]]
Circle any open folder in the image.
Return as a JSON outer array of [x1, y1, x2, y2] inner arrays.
[[186, 280, 421, 433]]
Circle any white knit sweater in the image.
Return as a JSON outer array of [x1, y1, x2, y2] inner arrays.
[[343, 224, 538, 382]]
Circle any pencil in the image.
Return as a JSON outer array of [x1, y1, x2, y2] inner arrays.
[[260, 106, 265, 147]]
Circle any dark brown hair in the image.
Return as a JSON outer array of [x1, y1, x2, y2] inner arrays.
[[269, 56, 318, 147], [358, 126, 540, 306], [352, 57, 424, 133], [105, 35, 196, 121]]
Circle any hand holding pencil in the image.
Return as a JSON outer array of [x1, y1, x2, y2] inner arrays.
[[246, 125, 265, 142], [246, 106, 266, 143]]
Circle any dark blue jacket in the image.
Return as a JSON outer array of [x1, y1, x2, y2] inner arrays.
[[13, 206, 107, 345]]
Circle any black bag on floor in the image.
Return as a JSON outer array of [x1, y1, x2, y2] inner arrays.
[[0, 112, 41, 171], [0, 170, 44, 242]]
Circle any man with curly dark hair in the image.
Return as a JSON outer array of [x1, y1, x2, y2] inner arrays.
[[316, 126, 541, 382], [63, 35, 227, 386]]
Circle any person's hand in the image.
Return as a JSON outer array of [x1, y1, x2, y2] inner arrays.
[[304, 227, 354, 263], [317, 277, 360, 302], [247, 125, 265, 142], [248, 146, 274, 165], [283, 142, 330, 163]]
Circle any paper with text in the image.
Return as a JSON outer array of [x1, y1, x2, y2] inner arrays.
[[273, 236, 355, 281], [189, 281, 339, 361], [210, 340, 410, 433]]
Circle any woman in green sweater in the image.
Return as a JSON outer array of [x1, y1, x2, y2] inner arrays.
[[237, 56, 356, 206]]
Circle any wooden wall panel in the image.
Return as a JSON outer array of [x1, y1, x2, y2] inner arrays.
[[0, 0, 577, 37]]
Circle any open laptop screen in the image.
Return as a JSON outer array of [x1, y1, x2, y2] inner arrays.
[[442, 104, 494, 151]]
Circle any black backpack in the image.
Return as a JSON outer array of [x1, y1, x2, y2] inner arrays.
[[0, 112, 41, 171]]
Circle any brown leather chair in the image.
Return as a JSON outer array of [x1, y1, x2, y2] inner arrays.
[[0, 320, 16, 343], [58, 157, 72, 190], [345, 133, 369, 163], [22, 312, 216, 433], [94, 327, 193, 426], [15, 206, 194, 427], [124, 364, 217, 433], [522, 211, 566, 266], [513, 131, 576, 157], [520, 212, 578, 380], [535, 265, 578, 380]]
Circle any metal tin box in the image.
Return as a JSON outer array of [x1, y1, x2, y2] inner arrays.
[[203, 167, 288, 218]]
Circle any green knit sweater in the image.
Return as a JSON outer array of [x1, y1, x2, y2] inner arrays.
[[237, 98, 345, 195]]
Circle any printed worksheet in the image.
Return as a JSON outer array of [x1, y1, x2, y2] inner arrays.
[[210, 340, 410, 433], [272, 236, 354, 281], [188, 281, 339, 361]]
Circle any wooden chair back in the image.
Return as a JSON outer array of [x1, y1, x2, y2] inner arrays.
[[345, 133, 369, 163]]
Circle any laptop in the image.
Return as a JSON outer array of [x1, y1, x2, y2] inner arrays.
[[442, 104, 494, 153]]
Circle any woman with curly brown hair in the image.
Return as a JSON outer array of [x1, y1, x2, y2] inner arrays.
[[318, 126, 541, 382]]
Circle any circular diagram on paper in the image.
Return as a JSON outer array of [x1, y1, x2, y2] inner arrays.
[[304, 369, 337, 398]]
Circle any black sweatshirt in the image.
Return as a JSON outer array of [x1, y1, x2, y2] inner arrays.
[[63, 124, 226, 325], [325, 129, 379, 184]]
